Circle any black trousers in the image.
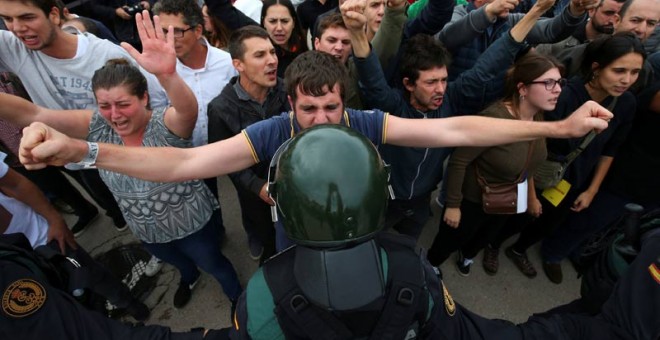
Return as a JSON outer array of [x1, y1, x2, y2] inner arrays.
[[427, 200, 509, 266], [493, 190, 576, 254], [232, 181, 276, 263], [384, 192, 432, 241]]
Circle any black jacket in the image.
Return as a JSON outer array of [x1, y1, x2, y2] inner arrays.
[[207, 76, 289, 195]]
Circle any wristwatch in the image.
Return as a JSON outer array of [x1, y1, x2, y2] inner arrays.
[[74, 141, 99, 168]]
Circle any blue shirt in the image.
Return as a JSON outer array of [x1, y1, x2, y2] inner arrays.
[[243, 109, 389, 163]]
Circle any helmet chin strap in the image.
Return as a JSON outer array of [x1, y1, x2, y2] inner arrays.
[[293, 240, 386, 311]]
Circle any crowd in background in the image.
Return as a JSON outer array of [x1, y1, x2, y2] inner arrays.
[[0, 0, 659, 322]]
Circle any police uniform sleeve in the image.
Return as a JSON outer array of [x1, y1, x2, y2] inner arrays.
[[0, 260, 203, 340], [599, 229, 660, 339]]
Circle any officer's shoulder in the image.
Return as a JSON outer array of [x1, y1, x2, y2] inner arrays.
[[0, 260, 50, 321], [244, 256, 288, 339]]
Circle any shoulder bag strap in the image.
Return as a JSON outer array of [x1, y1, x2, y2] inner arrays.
[[564, 96, 618, 165]]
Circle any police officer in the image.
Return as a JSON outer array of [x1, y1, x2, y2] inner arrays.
[[229, 125, 659, 340], [0, 235, 233, 339]]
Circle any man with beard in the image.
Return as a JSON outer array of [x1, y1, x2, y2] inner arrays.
[[536, 0, 626, 55], [545, 0, 660, 89], [348, 0, 561, 240]]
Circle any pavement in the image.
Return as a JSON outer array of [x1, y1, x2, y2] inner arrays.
[[72, 175, 581, 332]]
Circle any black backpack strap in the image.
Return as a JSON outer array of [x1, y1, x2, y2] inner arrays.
[[262, 248, 354, 340], [369, 232, 429, 340]]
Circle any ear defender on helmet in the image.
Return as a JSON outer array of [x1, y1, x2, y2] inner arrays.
[[267, 125, 393, 248]]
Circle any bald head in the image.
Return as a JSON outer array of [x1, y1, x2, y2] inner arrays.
[[616, 0, 660, 41]]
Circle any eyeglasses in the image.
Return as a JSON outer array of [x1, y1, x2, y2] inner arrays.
[[526, 78, 567, 91], [162, 26, 194, 38]]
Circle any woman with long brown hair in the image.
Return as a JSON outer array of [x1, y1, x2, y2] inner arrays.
[[202, 3, 231, 49], [426, 52, 564, 276], [261, 0, 308, 77], [499, 33, 645, 283]]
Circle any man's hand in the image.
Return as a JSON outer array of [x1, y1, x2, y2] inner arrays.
[[19, 122, 88, 170], [485, 0, 520, 21], [532, 0, 557, 14], [559, 100, 612, 138], [341, 0, 368, 32], [116, 7, 132, 20], [47, 218, 77, 254], [121, 11, 177, 77], [568, 0, 599, 16], [259, 184, 275, 206], [443, 207, 461, 228]]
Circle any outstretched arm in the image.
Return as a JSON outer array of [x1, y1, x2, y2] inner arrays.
[[19, 122, 256, 183], [386, 100, 612, 147], [122, 12, 198, 138], [370, 0, 407, 72], [0, 93, 92, 139], [512, 0, 593, 45]]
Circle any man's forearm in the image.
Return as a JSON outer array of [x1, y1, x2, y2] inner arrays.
[[0, 170, 64, 231], [353, 51, 406, 113], [0, 93, 41, 128], [372, 5, 406, 71], [91, 135, 255, 183], [386, 102, 609, 148], [156, 73, 198, 122], [525, 5, 586, 44], [436, 6, 492, 50], [93, 143, 202, 182], [444, 116, 559, 146], [348, 29, 370, 58], [510, 5, 545, 43]]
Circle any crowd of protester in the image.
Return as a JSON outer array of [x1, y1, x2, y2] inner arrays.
[[0, 0, 659, 328]]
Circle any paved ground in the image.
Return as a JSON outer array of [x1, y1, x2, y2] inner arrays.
[[74, 176, 581, 332]]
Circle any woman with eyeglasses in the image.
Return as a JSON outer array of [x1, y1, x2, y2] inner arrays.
[[493, 32, 645, 283], [426, 52, 564, 276], [261, 0, 308, 77]]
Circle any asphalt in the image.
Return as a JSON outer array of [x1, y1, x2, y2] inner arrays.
[[73, 175, 581, 332]]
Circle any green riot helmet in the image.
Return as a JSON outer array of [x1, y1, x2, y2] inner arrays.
[[268, 125, 391, 248]]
